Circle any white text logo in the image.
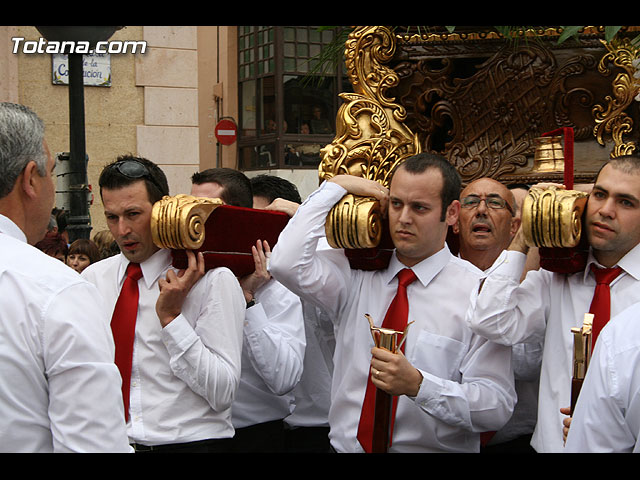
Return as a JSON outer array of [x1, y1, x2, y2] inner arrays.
[[11, 37, 147, 55]]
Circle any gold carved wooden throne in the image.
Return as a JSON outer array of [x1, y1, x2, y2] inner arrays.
[[320, 26, 640, 265]]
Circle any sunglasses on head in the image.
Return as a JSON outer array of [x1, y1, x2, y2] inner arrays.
[[109, 159, 166, 194]]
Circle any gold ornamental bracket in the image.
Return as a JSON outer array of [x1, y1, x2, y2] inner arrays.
[[521, 186, 588, 248], [593, 37, 640, 159], [151, 194, 223, 250], [325, 194, 385, 249], [320, 26, 421, 250], [570, 313, 594, 414]]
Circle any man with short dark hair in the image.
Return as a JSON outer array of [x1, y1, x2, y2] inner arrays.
[[0, 102, 130, 452], [191, 167, 253, 208], [190, 169, 305, 452], [250, 174, 335, 453], [83, 155, 245, 452], [250, 174, 302, 207], [270, 153, 516, 452], [467, 154, 640, 452]]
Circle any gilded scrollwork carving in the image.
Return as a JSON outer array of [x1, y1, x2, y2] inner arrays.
[[593, 38, 640, 158], [521, 186, 588, 248], [320, 26, 421, 249], [319, 26, 420, 188], [151, 194, 223, 250]]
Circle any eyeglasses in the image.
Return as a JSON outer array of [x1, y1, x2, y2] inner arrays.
[[461, 195, 514, 215], [109, 159, 166, 194]]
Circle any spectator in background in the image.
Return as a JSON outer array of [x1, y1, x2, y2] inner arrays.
[[35, 233, 68, 262], [93, 229, 120, 259], [67, 238, 101, 274], [52, 207, 69, 246]]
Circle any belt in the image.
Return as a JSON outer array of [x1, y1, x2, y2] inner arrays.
[[131, 437, 230, 453]]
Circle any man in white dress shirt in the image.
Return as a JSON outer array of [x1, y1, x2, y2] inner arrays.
[[191, 168, 305, 452], [565, 300, 640, 452], [454, 178, 541, 453], [251, 174, 335, 453], [82, 156, 245, 452], [467, 154, 640, 452], [0, 102, 130, 452], [270, 153, 516, 453]]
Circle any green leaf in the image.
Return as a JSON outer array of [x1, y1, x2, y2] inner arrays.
[[604, 26, 622, 42], [557, 26, 583, 44]]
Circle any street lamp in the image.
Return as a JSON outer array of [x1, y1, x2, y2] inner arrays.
[[36, 26, 123, 241]]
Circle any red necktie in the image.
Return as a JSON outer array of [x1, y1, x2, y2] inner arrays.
[[357, 268, 417, 453], [589, 265, 623, 349], [110, 262, 143, 422]]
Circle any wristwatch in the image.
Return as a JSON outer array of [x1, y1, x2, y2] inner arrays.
[[246, 297, 256, 309]]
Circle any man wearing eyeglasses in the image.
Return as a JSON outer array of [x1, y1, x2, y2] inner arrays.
[[82, 155, 245, 452], [455, 179, 520, 271], [454, 178, 541, 453], [466, 155, 640, 452]]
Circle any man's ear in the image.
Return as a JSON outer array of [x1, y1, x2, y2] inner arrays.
[[510, 216, 522, 238], [20, 161, 40, 200], [446, 199, 460, 227]]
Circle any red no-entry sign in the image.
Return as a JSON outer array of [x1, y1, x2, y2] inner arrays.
[[215, 118, 237, 146]]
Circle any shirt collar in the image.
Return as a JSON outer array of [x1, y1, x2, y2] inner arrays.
[[117, 248, 172, 288], [384, 243, 452, 287], [0, 214, 27, 243], [583, 242, 640, 282]]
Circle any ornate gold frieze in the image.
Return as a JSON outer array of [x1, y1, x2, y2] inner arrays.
[[395, 26, 640, 46], [593, 37, 640, 158]]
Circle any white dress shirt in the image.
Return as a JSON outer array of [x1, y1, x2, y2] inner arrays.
[[0, 214, 130, 453], [284, 300, 335, 428], [467, 245, 640, 452], [231, 278, 305, 429], [82, 248, 245, 446], [270, 181, 516, 453], [479, 260, 542, 447], [565, 301, 640, 453]]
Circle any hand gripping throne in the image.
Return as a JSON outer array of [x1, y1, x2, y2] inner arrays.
[[150, 194, 290, 277], [319, 26, 421, 269]]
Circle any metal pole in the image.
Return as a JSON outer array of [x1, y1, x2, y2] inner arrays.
[[67, 53, 91, 241]]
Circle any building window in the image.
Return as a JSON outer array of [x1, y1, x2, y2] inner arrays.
[[238, 26, 350, 170]]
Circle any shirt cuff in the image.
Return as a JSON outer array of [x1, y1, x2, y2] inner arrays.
[[411, 368, 445, 406], [243, 301, 269, 334], [485, 249, 527, 278], [160, 313, 198, 354]]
